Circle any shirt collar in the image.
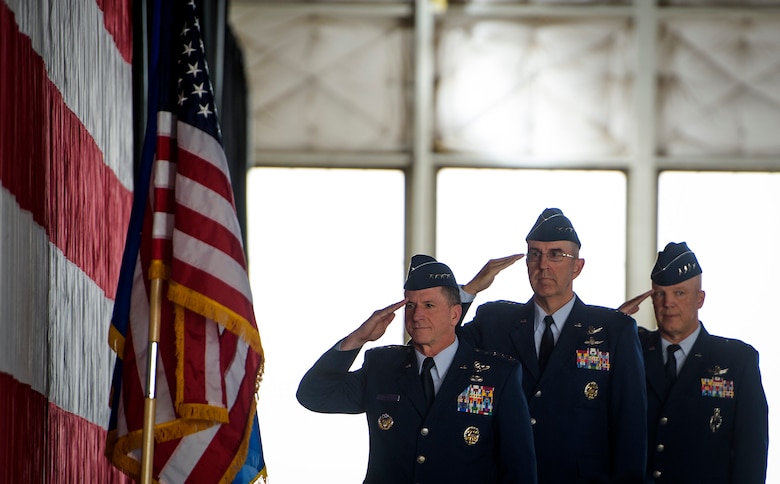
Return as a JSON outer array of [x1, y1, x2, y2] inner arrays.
[[661, 322, 701, 357], [415, 337, 459, 374], [534, 294, 577, 330]]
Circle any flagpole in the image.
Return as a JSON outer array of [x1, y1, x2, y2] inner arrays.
[[140, 277, 163, 484]]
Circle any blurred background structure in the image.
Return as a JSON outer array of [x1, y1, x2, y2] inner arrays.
[[2, 0, 779, 482], [231, 1, 780, 482]]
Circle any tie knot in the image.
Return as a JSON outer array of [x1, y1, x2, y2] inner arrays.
[[422, 357, 435, 373], [544, 315, 555, 328], [667, 344, 681, 357]]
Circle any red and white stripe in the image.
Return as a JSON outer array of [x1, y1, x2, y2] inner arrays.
[[0, 0, 133, 481]]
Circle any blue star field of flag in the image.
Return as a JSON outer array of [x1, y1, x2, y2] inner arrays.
[[166, 0, 222, 142]]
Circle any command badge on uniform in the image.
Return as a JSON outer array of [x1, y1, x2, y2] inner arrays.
[[457, 384, 494, 415], [709, 407, 722, 433], [377, 413, 394, 430], [701, 377, 735, 398], [576, 348, 611, 371], [463, 426, 480, 445], [584, 381, 599, 400]]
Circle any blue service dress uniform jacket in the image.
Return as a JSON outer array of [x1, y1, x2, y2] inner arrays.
[[639, 325, 769, 484], [458, 296, 648, 484], [296, 339, 537, 484]]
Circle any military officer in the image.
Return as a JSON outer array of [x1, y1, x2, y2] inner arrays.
[[457, 208, 648, 484], [619, 242, 769, 483], [296, 255, 537, 484]]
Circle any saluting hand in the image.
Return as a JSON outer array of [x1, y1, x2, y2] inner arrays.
[[618, 289, 653, 316], [462, 254, 525, 296], [341, 300, 407, 351]]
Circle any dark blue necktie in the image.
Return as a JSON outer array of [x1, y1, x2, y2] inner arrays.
[[539, 316, 555, 373], [665, 344, 681, 390], [421, 357, 435, 410]]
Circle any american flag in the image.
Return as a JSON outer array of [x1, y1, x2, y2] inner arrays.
[[106, 1, 266, 482]]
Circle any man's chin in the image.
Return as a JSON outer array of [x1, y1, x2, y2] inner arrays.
[[657, 319, 681, 334], [532, 286, 557, 297], [408, 329, 431, 340]]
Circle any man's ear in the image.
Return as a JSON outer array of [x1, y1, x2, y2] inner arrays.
[[451, 303, 463, 327], [572, 258, 585, 280]]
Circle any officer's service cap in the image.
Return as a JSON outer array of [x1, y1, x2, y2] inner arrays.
[[404, 254, 459, 291], [651, 241, 702, 286], [526, 208, 581, 248]]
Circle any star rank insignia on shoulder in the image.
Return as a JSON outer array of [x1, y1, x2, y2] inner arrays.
[[474, 348, 516, 362], [495, 299, 520, 305], [375, 344, 410, 351]]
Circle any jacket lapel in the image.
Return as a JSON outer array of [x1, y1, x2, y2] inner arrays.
[[671, 325, 710, 397], [643, 331, 667, 400], [397, 349, 430, 416], [436, 343, 473, 404], [539, 297, 586, 385], [424, 342, 477, 421], [512, 300, 541, 380]]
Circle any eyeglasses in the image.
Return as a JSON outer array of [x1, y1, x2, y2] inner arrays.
[[526, 249, 576, 263]]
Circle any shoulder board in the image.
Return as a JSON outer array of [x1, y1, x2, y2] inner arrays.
[[368, 344, 411, 352], [474, 348, 517, 362], [709, 334, 756, 352]]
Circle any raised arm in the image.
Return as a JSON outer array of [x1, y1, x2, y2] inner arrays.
[[462, 254, 524, 296], [297, 300, 406, 413], [341, 299, 406, 350], [617, 289, 653, 316]]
